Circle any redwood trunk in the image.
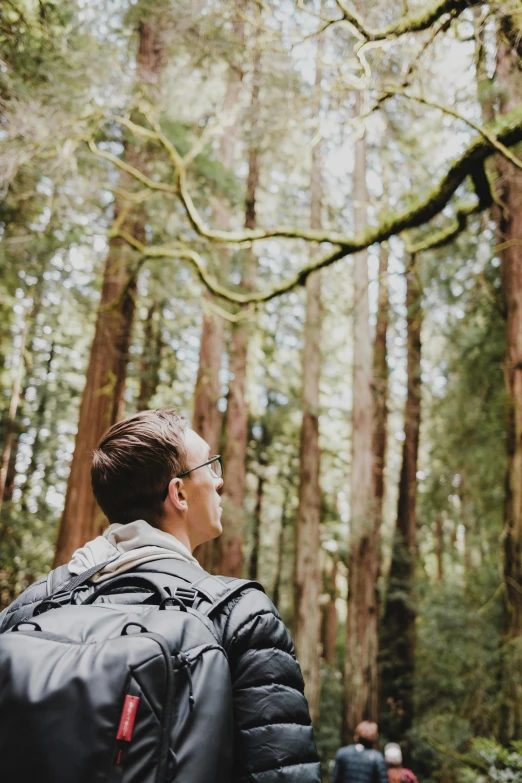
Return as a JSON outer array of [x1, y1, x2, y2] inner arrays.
[[53, 21, 164, 566], [0, 318, 28, 515], [322, 559, 339, 665], [273, 495, 289, 609], [380, 256, 422, 741], [193, 14, 245, 573], [20, 343, 55, 514], [373, 242, 389, 522], [495, 35, 522, 740], [249, 470, 264, 582], [343, 93, 378, 742], [435, 517, 444, 582], [293, 31, 324, 723], [217, 49, 261, 578], [138, 300, 163, 410]]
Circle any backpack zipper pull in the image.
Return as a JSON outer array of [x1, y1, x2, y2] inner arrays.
[[175, 653, 195, 710]]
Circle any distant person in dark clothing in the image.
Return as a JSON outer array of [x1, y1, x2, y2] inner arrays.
[[384, 743, 419, 783], [331, 721, 389, 783]]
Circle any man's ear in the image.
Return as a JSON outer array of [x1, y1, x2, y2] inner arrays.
[[166, 478, 188, 512]]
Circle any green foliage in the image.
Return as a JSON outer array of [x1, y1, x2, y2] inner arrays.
[[458, 739, 522, 783]]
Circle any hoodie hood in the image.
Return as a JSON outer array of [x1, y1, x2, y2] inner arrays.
[[68, 519, 201, 583]]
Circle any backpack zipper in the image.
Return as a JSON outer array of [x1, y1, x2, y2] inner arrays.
[[145, 633, 175, 783]]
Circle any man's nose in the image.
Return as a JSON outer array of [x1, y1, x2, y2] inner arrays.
[[216, 476, 224, 493]]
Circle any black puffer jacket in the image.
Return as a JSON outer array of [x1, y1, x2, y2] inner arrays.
[[0, 559, 321, 783], [331, 744, 388, 783]]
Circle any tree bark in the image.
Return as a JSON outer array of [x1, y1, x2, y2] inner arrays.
[[216, 46, 261, 578], [343, 91, 379, 742], [373, 242, 389, 525], [53, 19, 164, 566], [249, 467, 264, 582], [435, 517, 444, 581], [322, 558, 339, 665], [193, 10, 246, 573], [138, 300, 163, 410], [380, 255, 422, 741], [20, 343, 55, 514], [494, 34, 522, 741], [0, 317, 28, 515], [273, 493, 289, 609], [293, 31, 324, 724], [1, 259, 48, 507]]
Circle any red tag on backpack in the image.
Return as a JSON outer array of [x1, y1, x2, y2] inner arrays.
[[117, 695, 140, 742]]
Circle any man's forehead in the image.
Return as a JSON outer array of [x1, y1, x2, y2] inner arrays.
[[185, 428, 210, 457]]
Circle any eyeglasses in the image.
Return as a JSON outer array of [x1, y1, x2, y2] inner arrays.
[[179, 455, 223, 479], [162, 455, 223, 500]]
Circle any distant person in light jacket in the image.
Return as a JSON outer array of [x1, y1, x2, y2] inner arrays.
[[385, 743, 419, 783], [331, 721, 389, 783]]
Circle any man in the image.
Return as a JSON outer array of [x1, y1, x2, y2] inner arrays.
[[0, 409, 321, 783], [331, 721, 388, 783]]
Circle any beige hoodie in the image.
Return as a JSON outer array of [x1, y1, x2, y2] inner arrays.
[[68, 519, 201, 583]]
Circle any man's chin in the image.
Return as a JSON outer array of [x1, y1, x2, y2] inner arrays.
[[207, 520, 222, 540]]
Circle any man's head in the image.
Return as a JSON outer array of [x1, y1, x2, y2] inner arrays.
[[354, 721, 379, 748], [91, 409, 223, 551]]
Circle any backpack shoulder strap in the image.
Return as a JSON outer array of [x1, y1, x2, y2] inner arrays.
[[46, 564, 70, 596], [136, 558, 264, 616], [45, 558, 120, 599], [192, 575, 265, 618]]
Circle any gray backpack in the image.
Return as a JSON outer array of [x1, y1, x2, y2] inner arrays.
[[0, 560, 262, 783]]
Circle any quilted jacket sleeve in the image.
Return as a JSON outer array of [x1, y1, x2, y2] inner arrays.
[[374, 754, 389, 783], [0, 579, 47, 633], [216, 588, 321, 783], [331, 751, 343, 783]]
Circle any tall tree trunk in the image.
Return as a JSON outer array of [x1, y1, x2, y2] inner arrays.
[[53, 19, 164, 566], [373, 242, 389, 525], [293, 32, 324, 723], [475, 16, 522, 739], [495, 34, 522, 741], [380, 255, 422, 741], [322, 558, 339, 665], [434, 517, 444, 581], [20, 343, 55, 514], [249, 467, 264, 582], [249, 417, 270, 581], [217, 47, 261, 577], [273, 493, 289, 609], [1, 260, 48, 506], [343, 92, 378, 742], [193, 12, 245, 573], [138, 300, 163, 410], [0, 317, 28, 515]]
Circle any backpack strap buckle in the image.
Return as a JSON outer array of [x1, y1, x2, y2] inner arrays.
[[173, 586, 198, 609]]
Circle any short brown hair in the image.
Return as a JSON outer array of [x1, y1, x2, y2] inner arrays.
[[354, 721, 378, 746], [91, 409, 189, 526]]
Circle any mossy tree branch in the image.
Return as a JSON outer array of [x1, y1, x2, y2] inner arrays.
[[333, 0, 522, 54], [334, 0, 475, 41], [98, 103, 522, 251], [90, 96, 522, 306]]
